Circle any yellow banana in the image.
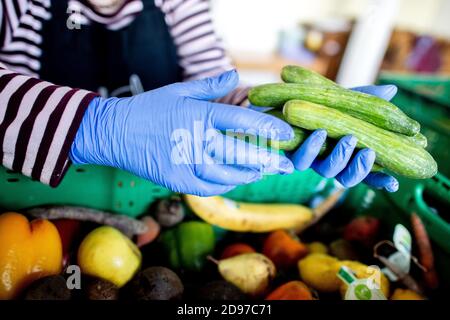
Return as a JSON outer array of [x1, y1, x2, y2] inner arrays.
[[184, 195, 314, 232]]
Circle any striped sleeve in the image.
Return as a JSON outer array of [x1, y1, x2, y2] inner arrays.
[[0, 66, 98, 187], [0, 0, 51, 77], [156, 0, 250, 106]]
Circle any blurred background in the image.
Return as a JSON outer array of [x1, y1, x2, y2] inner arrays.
[[210, 0, 450, 86], [208, 0, 450, 180]]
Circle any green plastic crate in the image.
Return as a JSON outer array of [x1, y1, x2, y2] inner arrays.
[[378, 72, 450, 176], [379, 72, 450, 106], [343, 173, 450, 286], [0, 165, 330, 217]]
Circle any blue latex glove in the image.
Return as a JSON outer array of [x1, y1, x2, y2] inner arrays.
[[287, 84, 399, 192], [70, 70, 294, 196]]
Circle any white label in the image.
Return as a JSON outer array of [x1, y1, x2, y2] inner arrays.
[[393, 224, 412, 257], [382, 224, 412, 281]]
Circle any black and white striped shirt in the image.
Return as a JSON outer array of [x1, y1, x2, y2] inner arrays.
[[0, 0, 249, 187]]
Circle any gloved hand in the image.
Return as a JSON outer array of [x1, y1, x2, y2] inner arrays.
[[70, 70, 294, 196], [287, 84, 399, 192]]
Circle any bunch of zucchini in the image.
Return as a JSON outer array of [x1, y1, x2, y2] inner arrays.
[[248, 66, 437, 179]]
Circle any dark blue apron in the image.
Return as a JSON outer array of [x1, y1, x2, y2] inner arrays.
[[40, 0, 182, 97]]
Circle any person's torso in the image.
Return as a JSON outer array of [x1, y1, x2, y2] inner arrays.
[[40, 0, 182, 97]]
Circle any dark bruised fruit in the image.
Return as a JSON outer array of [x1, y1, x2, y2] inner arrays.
[[154, 195, 185, 228], [23, 275, 71, 300], [126, 266, 183, 300], [329, 239, 359, 261], [52, 219, 82, 268], [84, 277, 119, 300], [197, 281, 246, 301]]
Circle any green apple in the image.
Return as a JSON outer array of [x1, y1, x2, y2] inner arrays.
[[78, 226, 141, 287]]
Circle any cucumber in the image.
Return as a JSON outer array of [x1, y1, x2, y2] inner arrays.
[[281, 66, 427, 145], [266, 110, 312, 151], [268, 126, 307, 151], [248, 83, 420, 136], [267, 109, 323, 151], [266, 110, 383, 172], [269, 127, 383, 172], [275, 71, 428, 148], [401, 132, 428, 148], [230, 128, 383, 172], [283, 100, 437, 179], [281, 65, 337, 87]]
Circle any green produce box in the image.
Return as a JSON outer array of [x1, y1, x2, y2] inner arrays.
[[378, 72, 450, 176], [0, 165, 330, 217]]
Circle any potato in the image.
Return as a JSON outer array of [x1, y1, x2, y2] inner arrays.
[[84, 277, 119, 300], [24, 275, 71, 300], [197, 281, 246, 300], [125, 266, 183, 300]]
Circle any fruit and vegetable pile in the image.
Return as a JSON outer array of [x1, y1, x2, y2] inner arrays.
[[248, 66, 437, 179], [0, 66, 442, 300], [0, 192, 441, 300]]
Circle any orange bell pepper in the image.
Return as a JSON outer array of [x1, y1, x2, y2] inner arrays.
[[262, 230, 308, 269], [266, 281, 314, 300], [0, 212, 63, 299]]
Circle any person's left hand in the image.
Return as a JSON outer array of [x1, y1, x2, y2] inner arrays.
[[285, 85, 399, 192]]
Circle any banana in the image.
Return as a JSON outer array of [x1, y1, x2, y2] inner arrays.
[[184, 195, 314, 232]]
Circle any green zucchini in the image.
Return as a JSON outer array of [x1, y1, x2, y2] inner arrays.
[[248, 83, 420, 136], [283, 100, 437, 179], [268, 126, 306, 151], [281, 65, 426, 146], [400, 132, 428, 148], [229, 128, 383, 172], [269, 109, 426, 149], [281, 65, 337, 87], [266, 110, 383, 172], [268, 127, 383, 172], [266, 109, 323, 151], [266, 110, 311, 151]]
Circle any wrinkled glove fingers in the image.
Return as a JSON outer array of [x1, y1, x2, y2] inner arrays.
[[336, 148, 376, 188], [247, 105, 275, 112], [312, 135, 357, 178], [288, 129, 327, 171], [364, 172, 399, 192], [195, 160, 262, 186], [207, 134, 294, 175], [188, 178, 236, 197], [209, 103, 294, 141]]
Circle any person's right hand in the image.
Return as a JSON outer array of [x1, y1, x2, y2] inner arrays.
[[69, 70, 294, 196]]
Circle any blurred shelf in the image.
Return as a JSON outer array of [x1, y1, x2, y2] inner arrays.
[[231, 52, 327, 76]]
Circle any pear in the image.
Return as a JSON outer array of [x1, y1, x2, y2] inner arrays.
[[217, 253, 276, 296], [78, 226, 142, 287]]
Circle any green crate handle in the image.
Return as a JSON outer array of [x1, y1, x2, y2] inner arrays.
[[412, 176, 450, 254]]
